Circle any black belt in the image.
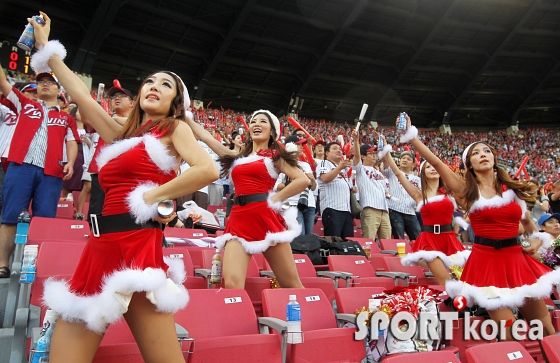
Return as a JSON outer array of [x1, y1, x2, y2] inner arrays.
[[234, 193, 268, 206], [474, 236, 520, 249], [90, 213, 162, 237], [421, 223, 453, 234]]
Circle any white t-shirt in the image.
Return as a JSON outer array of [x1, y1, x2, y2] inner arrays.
[[275, 161, 316, 208]]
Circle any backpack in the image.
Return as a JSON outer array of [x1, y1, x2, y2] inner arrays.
[[290, 234, 324, 265]]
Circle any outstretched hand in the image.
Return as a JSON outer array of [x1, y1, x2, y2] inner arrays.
[[29, 11, 51, 50]]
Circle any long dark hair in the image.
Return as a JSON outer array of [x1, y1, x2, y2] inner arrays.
[[219, 112, 298, 178], [116, 71, 186, 140], [457, 142, 537, 213], [419, 161, 448, 206]]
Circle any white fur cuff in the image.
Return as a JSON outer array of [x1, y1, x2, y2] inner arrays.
[[30, 40, 67, 73], [126, 182, 160, 224], [185, 110, 194, 119], [454, 216, 469, 230], [267, 191, 283, 212], [377, 144, 393, 159], [530, 232, 554, 254], [399, 125, 418, 144]]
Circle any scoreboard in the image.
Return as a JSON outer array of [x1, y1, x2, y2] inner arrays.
[[0, 40, 32, 74]]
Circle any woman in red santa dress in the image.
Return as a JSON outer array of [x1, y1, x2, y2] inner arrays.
[[379, 132, 469, 286], [29, 13, 219, 362], [398, 114, 558, 340], [186, 111, 309, 289]]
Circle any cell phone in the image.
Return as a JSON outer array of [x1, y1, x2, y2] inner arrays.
[[97, 83, 105, 103]]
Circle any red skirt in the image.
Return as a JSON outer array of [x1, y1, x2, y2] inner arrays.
[[446, 244, 560, 310], [401, 231, 470, 267]]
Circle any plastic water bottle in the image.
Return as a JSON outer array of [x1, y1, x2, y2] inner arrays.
[[18, 208, 31, 223], [286, 295, 303, 344], [20, 245, 38, 283], [214, 209, 226, 229], [31, 309, 59, 363], [209, 249, 222, 284]]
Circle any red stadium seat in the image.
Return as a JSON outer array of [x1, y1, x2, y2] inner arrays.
[[55, 201, 75, 219], [161, 247, 207, 289], [334, 287, 385, 314], [465, 341, 535, 363], [383, 350, 461, 363], [327, 255, 402, 288], [174, 289, 282, 363], [27, 217, 89, 244], [383, 256, 438, 285], [379, 239, 411, 254], [164, 227, 208, 239], [541, 334, 560, 363], [262, 288, 365, 363]]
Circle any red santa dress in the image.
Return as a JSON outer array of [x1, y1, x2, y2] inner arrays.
[[401, 194, 470, 267], [215, 151, 301, 254], [42, 127, 189, 333], [446, 187, 560, 310]]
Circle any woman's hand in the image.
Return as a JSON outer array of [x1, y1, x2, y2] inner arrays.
[[29, 11, 51, 50], [522, 238, 542, 255]]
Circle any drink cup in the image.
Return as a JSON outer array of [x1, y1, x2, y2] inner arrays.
[[396, 242, 406, 257]]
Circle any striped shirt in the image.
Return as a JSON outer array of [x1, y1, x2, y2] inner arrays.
[[275, 161, 316, 208], [354, 161, 389, 211], [317, 159, 351, 214], [0, 104, 17, 158], [384, 167, 421, 215]]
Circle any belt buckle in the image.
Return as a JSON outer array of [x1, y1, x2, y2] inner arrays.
[[90, 214, 100, 237], [238, 195, 246, 206], [433, 224, 441, 235]]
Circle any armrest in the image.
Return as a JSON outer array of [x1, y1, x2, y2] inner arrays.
[[381, 249, 397, 255], [316, 271, 341, 279], [424, 271, 434, 278], [175, 323, 189, 339], [375, 271, 409, 279], [260, 270, 276, 278], [336, 313, 357, 325], [258, 316, 287, 335], [194, 268, 211, 278]]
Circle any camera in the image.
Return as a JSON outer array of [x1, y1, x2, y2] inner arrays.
[[297, 187, 311, 211]]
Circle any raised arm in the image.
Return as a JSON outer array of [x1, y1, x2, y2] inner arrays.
[[351, 129, 361, 167], [401, 115, 465, 194], [382, 148, 422, 204], [29, 12, 121, 143], [0, 63, 13, 96], [320, 159, 351, 183], [184, 116, 237, 158]]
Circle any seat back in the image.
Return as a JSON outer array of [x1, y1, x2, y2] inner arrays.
[[351, 238, 381, 254], [370, 253, 389, 272], [262, 288, 336, 331], [379, 239, 410, 253], [174, 289, 259, 338], [384, 350, 461, 363], [28, 217, 89, 243], [200, 249, 260, 277], [264, 254, 318, 278], [383, 256, 425, 276], [328, 255, 375, 278], [161, 247, 195, 276], [465, 341, 535, 363], [334, 287, 386, 314], [541, 335, 560, 363], [164, 227, 208, 239]]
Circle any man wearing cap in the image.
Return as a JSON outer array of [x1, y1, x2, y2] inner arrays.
[[538, 213, 560, 239], [0, 69, 79, 277], [85, 84, 132, 220], [21, 83, 38, 101], [384, 151, 421, 240], [351, 130, 391, 240], [312, 140, 325, 213], [548, 179, 560, 214]]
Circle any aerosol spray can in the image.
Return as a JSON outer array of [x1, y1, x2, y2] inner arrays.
[[377, 135, 384, 150], [17, 15, 46, 51], [397, 112, 408, 134]]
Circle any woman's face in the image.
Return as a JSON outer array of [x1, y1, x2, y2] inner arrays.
[[469, 143, 495, 172], [249, 113, 272, 142], [139, 72, 178, 117], [423, 162, 440, 180], [233, 134, 244, 147]]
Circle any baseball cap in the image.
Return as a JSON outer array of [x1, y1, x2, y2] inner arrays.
[[204, 123, 217, 130], [538, 213, 560, 227], [21, 83, 37, 92], [400, 151, 414, 160], [285, 135, 306, 145], [360, 144, 376, 155], [35, 73, 60, 88], [107, 86, 133, 99]]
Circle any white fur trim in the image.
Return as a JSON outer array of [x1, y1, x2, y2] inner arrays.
[[454, 216, 469, 230], [143, 134, 178, 173], [126, 182, 160, 224], [445, 267, 560, 310], [378, 144, 393, 159], [530, 232, 554, 254], [96, 137, 142, 170], [401, 249, 470, 268], [229, 154, 264, 178], [263, 156, 279, 179], [399, 125, 418, 144], [42, 260, 188, 333], [470, 189, 525, 220], [30, 40, 67, 73], [215, 202, 301, 254], [416, 194, 446, 212], [250, 110, 281, 140], [267, 191, 283, 212], [285, 142, 298, 153], [185, 110, 194, 119]]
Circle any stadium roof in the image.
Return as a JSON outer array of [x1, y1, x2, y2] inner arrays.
[[1, 0, 559, 128]]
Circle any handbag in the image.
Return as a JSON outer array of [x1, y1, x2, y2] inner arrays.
[[349, 192, 362, 219], [290, 234, 324, 265], [322, 236, 367, 258]]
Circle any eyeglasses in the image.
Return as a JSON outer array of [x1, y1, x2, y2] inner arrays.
[[110, 93, 129, 100], [37, 80, 56, 86]]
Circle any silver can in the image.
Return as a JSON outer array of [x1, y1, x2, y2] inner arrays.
[[397, 112, 408, 134], [17, 15, 46, 52]]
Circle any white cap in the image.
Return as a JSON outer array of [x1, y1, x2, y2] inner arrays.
[[289, 294, 296, 300]]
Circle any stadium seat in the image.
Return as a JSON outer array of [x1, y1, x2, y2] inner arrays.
[[465, 341, 535, 363], [164, 227, 208, 239], [379, 239, 411, 254], [382, 256, 438, 285], [55, 200, 75, 219], [541, 334, 560, 363], [161, 247, 207, 289], [334, 287, 385, 314], [262, 288, 365, 363], [27, 217, 89, 244], [383, 350, 461, 363], [174, 289, 282, 363], [327, 255, 404, 288]]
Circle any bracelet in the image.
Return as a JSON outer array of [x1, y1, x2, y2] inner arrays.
[[30, 40, 67, 73]]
